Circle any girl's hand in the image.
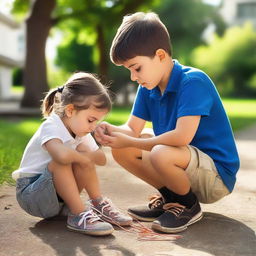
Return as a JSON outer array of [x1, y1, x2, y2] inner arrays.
[[94, 122, 114, 145]]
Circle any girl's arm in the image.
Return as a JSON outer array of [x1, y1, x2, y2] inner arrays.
[[44, 139, 91, 166], [76, 143, 106, 166], [104, 115, 201, 151]]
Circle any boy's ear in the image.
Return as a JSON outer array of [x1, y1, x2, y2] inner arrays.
[[156, 49, 166, 61], [65, 104, 74, 117]]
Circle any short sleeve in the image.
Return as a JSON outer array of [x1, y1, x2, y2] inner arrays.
[[177, 78, 213, 118], [81, 133, 99, 151], [39, 123, 68, 146], [131, 86, 151, 121]]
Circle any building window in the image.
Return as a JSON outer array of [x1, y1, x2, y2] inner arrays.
[[237, 2, 256, 18]]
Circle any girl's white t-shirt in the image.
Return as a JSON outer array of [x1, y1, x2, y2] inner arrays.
[[12, 113, 99, 180]]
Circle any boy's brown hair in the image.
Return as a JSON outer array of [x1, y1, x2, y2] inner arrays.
[[110, 12, 172, 65]]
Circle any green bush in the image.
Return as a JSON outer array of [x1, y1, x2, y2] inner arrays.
[[191, 23, 256, 97]]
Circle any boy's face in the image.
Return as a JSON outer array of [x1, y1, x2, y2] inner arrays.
[[122, 54, 165, 90]]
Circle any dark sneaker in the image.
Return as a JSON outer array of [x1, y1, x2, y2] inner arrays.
[[128, 195, 165, 222], [152, 200, 203, 233]]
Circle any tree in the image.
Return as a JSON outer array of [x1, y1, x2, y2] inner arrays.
[[154, 0, 225, 62], [55, 38, 95, 73], [12, 0, 155, 107], [192, 23, 256, 96]]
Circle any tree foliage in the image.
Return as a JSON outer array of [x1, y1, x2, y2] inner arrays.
[[154, 0, 225, 62], [192, 23, 256, 96], [12, 0, 155, 107]]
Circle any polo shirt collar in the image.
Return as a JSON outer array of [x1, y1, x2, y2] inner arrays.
[[150, 59, 182, 99]]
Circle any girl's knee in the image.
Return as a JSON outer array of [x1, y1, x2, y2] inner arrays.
[[48, 161, 71, 173]]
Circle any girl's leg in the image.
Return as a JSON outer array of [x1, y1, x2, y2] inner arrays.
[[48, 162, 85, 215], [72, 162, 101, 200]]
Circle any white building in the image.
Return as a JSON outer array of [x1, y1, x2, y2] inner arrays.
[[220, 0, 256, 28], [0, 12, 25, 100]]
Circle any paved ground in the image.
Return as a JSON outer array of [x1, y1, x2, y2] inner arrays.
[[0, 123, 256, 256]]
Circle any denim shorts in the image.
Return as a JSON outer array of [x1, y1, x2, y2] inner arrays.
[[16, 168, 62, 218]]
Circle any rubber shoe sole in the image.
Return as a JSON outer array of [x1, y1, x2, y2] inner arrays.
[[127, 210, 157, 222], [67, 224, 114, 236], [152, 210, 203, 233]]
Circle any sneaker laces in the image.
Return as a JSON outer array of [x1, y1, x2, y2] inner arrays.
[[163, 202, 186, 217], [92, 197, 182, 242], [78, 210, 100, 229], [91, 198, 121, 220], [148, 194, 164, 209]]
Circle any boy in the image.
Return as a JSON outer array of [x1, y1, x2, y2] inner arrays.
[[94, 12, 240, 233]]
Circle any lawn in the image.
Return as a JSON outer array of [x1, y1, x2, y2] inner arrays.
[[1, 98, 256, 185]]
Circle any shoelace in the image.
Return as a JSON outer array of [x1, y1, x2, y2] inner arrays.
[[148, 194, 164, 209], [77, 210, 100, 229], [96, 198, 121, 218], [163, 202, 186, 217], [91, 198, 182, 241]]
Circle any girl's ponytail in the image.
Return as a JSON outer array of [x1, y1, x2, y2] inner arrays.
[[41, 88, 59, 118]]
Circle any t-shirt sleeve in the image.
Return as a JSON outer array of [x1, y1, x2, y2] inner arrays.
[[81, 133, 99, 152], [131, 85, 151, 121], [39, 122, 70, 146], [177, 78, 213, 118]]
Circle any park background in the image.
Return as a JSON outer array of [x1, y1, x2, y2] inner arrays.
[[0, 0, 256, 184]]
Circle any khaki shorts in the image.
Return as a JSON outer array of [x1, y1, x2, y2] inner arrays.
[[186, 146, 230, 204]]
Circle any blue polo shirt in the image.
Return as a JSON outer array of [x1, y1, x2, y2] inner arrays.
[[132, 60, 240, 192]]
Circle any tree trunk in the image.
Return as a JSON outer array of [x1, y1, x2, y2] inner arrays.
[[96, 24, 108, 82], [21, 0, 56, 108]]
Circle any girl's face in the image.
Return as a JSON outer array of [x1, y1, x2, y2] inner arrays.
[[63, 105, 108, 137]]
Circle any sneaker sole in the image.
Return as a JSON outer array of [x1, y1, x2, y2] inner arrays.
[[151, 210, 203, 233], [67, 225, 114, 236], [127, 211, 157, 222]]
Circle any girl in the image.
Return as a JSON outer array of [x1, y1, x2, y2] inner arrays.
[[12, 72, 132, 236]]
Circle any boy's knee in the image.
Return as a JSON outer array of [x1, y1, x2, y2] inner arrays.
[[150, 145, 173, 168]]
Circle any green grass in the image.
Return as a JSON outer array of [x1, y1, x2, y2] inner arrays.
[[0, 99, 256, 185], [222, 98, 256, 131]]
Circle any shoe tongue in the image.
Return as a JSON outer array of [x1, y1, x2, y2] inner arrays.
[[149, 198, 164, 209]]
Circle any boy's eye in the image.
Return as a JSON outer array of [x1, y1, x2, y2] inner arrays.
[[135, 67, 141, 72], [88, 119, 94, 123]]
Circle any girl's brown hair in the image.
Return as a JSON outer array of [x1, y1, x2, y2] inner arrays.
[[41, 72, 112, 118], [110, 12, 172, 65]]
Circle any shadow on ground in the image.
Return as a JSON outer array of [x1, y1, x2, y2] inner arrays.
[[175, 212, 256, 256], [28, 212, 256, 256], [29, 217, 136, 256]]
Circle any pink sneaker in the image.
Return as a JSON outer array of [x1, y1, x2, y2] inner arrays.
[[89, 198, 132, 226]]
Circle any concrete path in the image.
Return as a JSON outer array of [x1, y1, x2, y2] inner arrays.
[[0, 124, 256, 256]]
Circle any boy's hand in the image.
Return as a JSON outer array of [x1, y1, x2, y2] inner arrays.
[[103, 132, 132, 148], [94, 122, 113, 145]]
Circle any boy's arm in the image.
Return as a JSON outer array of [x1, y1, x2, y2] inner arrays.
[[105, 115, 201, 151], [95, 115, 146, 145]]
